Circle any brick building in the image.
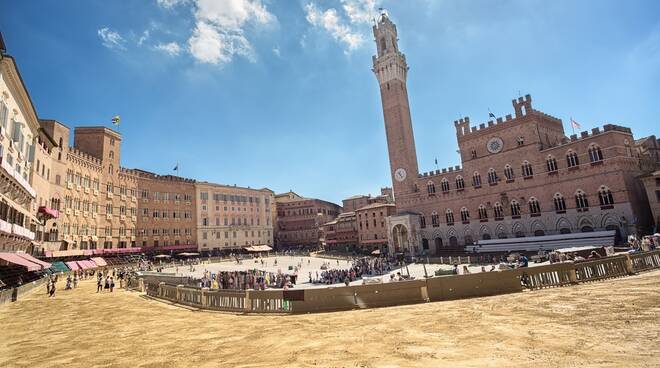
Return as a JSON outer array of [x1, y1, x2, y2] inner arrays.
[[356, 202, 396, 252], [323, 211, 357, 249], [134, 170, 196, 249], [372, 13, 656, 256], [195, 182, 274, 252], [275, 191, 341, 249], [40, 123, 139, 251], [640, 171, 660, 231]]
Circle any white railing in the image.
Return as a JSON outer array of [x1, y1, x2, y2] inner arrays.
[[0, 219, 12, 234], [12, 223, 35, 240], [0, 156, 36, 198]]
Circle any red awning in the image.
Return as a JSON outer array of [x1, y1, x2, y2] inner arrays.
[[65, 261, 80, 271], [161, 244, 196, 251], [0, 252, 41, 271], [91, 257, 107, 267], [15, 253, 52, 269], [37, 206, 60, 219]]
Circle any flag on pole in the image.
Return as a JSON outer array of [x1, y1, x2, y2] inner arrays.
[[570, 118, 581, 130], [434, 158, 438, 165], [173, 163, 179, 171], [111, 116, 121, 126], [488, 112, 496, 119]]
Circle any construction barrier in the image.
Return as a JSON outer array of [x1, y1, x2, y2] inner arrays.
[[137, 250, 660, 314]]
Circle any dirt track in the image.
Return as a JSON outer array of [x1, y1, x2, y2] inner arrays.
[[1, 270, 659, 368]]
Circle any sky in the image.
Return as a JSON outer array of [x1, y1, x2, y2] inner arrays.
[[1, 0, 659, 204]]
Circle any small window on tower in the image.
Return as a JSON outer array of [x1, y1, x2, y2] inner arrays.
[[380, 37, 386, 52]]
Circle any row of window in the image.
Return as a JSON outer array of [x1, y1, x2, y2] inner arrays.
[[278, 207, 337, 217], [199, 192, 269, 205], [421, 187, 614, 227], [200, 216, 265, 226], [139, 190, 193, 201], [142, 208, 193, 219], [201, 229, 271, 240], [60, 224, 135, 236], [426, 145, 605, 195], [61, 196, 137, 215], [137, 228, 193, 236]]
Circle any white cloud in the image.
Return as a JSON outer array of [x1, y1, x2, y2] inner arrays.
[[138, 30, 150, 46], [273, 46, 281, 57], [97, 27, 126, 50], [187, 0, 275, 65], [304, 3, 366, 52], [155, 41, 182, 56], [341, 0, 378, 25], [157, 0, 189, 9]]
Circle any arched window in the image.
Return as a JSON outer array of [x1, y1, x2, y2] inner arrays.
[[487, 168, 498, 184], [472, 172, 482, 187], [589, 144, 603, 162], [521, 161, 534, 177], [445, 209, 455, 224], [546, 155, 558, 172], [455, 176, 464, 190], [528, 197, 541, 214], [493, 202, 504, 218], [441, 178, 450, 193], [566, 150, 579, 168], [427, 181, 436, 195], [598, 185, 614, 206], [431, 211, 440, 227], [575, 189, 589, 209], [478, 205, 488, 220], [420, 214, 426, 228], [108, 164, 113, 175], [510, 200, 521, 216], [553, 193, 566, 211], [460, 207, 470, 222], [504, 164, 514, 180], [109, 151, 114, 159]]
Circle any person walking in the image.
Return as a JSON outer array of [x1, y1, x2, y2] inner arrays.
[[109, 277, 115, 292], [97, 276, 103, 293], [49, 278, 56, 297]]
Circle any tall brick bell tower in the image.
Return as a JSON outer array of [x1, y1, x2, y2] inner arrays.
[[373, 12, 419, 199]]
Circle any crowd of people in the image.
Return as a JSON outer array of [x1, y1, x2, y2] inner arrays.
[[197, 269, 297, 290], [312, 257, 399, 285]]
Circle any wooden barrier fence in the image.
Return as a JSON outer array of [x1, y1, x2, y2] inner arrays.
[[137, 250, 660, 314]]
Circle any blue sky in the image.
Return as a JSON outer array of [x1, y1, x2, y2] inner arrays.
[[2, 0, 659, 204]]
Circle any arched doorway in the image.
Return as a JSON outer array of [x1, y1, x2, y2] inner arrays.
[[581, 226, 594, 233], [449, 236, 458, 247], [422, 238, 429, 251], [605, 224, 622, 244], [434, 237, 442, 254], [482, 233, 492, 240], [515, 231, 525, 238], [464, 235, 474, 245], [559, 228, 571, 234], [534, 230, 545, 236], [392, 224, 409, 253]]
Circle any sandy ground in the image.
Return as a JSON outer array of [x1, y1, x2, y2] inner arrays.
[[1, 271, 658, 368]]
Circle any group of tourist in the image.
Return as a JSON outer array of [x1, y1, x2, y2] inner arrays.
[[311, 257, 399, 285], [198, 269, 297, 290]]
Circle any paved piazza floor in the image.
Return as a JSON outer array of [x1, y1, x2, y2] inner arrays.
[[1, 270, 658, 367], [161, 255, 507, 289]]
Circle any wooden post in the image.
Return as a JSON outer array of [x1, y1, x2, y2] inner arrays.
[[201, 287, 209, 307], [624, 254, 635, 275], [176, 284, 183, 302], [158, 282, 165, 297]]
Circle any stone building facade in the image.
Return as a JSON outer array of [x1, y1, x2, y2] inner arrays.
[[356, 202, 396, 251], [40, 122, 139, 251], [195, 182, 274, 252], [640, 171, 660, 231], [323, 211, 357, 249], [135, 170, 196, 248], [0, 52, 38, 252], [372, 14, 656, 256], [275, 191, 341, 249]]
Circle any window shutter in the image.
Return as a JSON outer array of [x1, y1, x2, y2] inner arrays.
[[28, 144, 35, 162]]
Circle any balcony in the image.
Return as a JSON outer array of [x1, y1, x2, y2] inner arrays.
[[0, 219, 12, 234], [12, 223, 35, 240], [0, 156, 36, 198]]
